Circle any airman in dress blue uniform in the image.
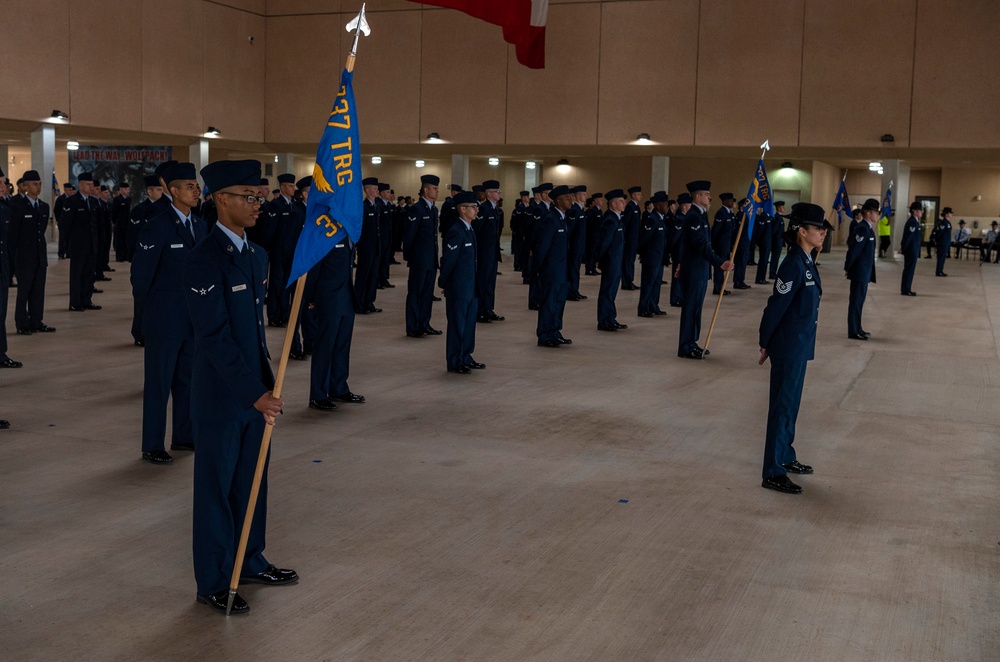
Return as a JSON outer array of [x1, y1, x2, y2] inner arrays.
[[183, 159, 296, 615], [565, 185, 588, 302], [440, 191, 482, 373], [753, 211, 772, 284], [758, 202, 830, 494], [584, 193, 603, 276], [355, 177, 383, 315], [732, 198, 752, 290], [376, 183, 394, 288], [474, 180, 504, 322], [637, 191, 668, 317], [710, 192, 736, 296], [595, 189, 626, 331], [845, 198, 879, 340], [534, 185, 572, 347], [265, 173, 302, 328], [8, 170, 54, 335], [769, 201, 787, 280], [932, 207, 954, 277], [668, 194, 691, 307], [900, 201, 923, 296], [62, 172, 102, 311], [0, 168, 22, 376], [404, 174, 441, 337], [677, 181, 733, 358], [621, 186, 642, 290], [131, 162, 207, 464]]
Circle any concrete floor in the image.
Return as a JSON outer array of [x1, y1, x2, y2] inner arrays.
[[1, 243, 997, 661]]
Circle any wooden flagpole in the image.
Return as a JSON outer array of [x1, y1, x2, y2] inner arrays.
[[702, 140, 769, 356], [225, 4, 369, 616]]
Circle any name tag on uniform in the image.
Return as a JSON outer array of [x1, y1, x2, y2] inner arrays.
[[618, 228, 623, 232], [170, 243, 183, 248], [806, 281, 815, 286], [335, 243, 345, 248], [232, 283, 247, 292], [657, 227, 664, 231], [464, 242, 472, 247], [557, 229, 565, 233], [869, 237, 874, 241]]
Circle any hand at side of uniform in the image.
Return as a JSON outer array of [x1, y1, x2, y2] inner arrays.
[[720, 260, 734, 272], [758, 347, 769, 365], [254, 391, 284, 425]]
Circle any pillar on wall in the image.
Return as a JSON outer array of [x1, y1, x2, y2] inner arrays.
[[31, 125, 56, 209], [882, 160, 910, 257], [189, 139, 210, 189], [275, 152, 295, 176], [0, 145, 8, 180], [451, 154, 469, 189], [523, 163, 538, 192], [651, 156, 669, 195]]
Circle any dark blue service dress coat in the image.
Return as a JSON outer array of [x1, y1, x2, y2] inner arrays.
[[183, 226, 275, 597], [61, 192, 99, 308], [439, 221, 478, 370], [621, 199, 641, 287], [131, 207, 207, 452], [711, 205, 734, 294], [758, 243, 822, 479], [637, 210, 666, 315], [933, 218, 952, 276], [566, 202, 587, 298], [304, 235, 357, 401], [354, 197, 381, 313], [844, 219, 876, 337], [678, 206, 725, 354], [7, 196, 50, 332], [473, 200, 500, 319]]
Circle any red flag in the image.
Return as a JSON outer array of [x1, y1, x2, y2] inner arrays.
[[410, 0, 548, 69]]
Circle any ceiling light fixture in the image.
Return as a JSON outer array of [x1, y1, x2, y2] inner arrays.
[[780, 161, 793, 169], [205, 126, 221, 137], [415, 159, 425, 168], [66, 141, 80, 151], [636, 133, 652, 144], [488, 156, 499, 166], [525, 161, 536, 170], [371, 155, 382, 164], [426, 133, 442, 143], [50, 109, 69, 122]]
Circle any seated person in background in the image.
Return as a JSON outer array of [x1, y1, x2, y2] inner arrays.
[[952, 220, 970, 257], [982, 221, 1000, 263]]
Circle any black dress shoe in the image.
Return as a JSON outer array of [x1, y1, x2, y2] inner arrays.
[[755, 279, 769, 285], [734, 283, 751, 290], [268, 321, 286, 328], [638, 312, 654, 318], [333, 392, 365, 403], [91, 288, 104, 294], [489, 314, 505, 321], [34, 324, 56, 332], [696, 346, 710, 356], [308, 399, 338, 411], [848, 334, 869, 340], [748, 261, 757, 266], [567, 295, 583, 301], [762, 474, 803, 494], [423, 327, 443, 336], [107, 267, 116, 272], [366, 307, 383, 313], [528, 304, 539, 310], [142, 450, 173, 464], [197, 590, 249, 615], [902, 291, 916, 296], [670, 302, 682, 308], [69, 306, 86, 311], [679, 348, 704, 359], [597, 324, 617, 332], [614, 322, 628, 330], [859, 331, 871, 339], [448, 365, 472, 374], [16, 328, 31, 335], [432, 295, 442, 301], [477, 316, 492, 323], [653, 310, 667, 316], [170, 443, 195, 452], [0, 420, 9, 429], [289, 351, 308, 361], [406, 330, 424, 338], [723, 290, 731, 295], [782, 460, 814, 474], [466, 361, 486, 369], [0, 356, 23, 369], [936, 273, 948, 277], [383, 281, 395, 288], [556, 337, 572, 345], [241, 564, 298, 585], [84, 304, 102, 310], [537, 339, 561, 348], [96, 276, 112, 282]]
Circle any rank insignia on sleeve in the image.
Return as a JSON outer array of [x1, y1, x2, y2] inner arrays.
[[447, 244, 457, 250], [190, 284, 216, 296], [775, 277, 793, 294], [139, 243, 154, 250]]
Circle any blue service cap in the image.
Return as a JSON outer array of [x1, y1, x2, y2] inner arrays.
[[200, 160, 261, 192], [420, 174, 440, 186], [627, 186, 642, 194], [605, 189, 625, 201], [277, 173, 296, 184], [78, 172, 94, 182], [297, 176, 313, 190], [571, 185, 587, 194], [591, 192, 603, 199], [537, 182, 553, 192], [650, 191, 669, 203], [787, 202, 828, 229], [685, 180, 711, 193], [63, 182, 74, 188], [154, 160, 178, 179], [22, 170, 41, 182], [362, 177, 379, 186], [719, 192, 735, 201], [162, 161, 197, 183], [472, 185, 484, 193], [378, 182, 391, 192], [677, 193, 692, 204], [550, 185, 572, 199], [519, 190, 529, 196], [449, 183, 463, 191], [482, 180, 500, 190], [453, 191, 478, 205], [143, 175, 160, 187]]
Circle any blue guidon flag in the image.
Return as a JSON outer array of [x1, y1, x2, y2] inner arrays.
[[745, 158, 774, 238], [833, 180, 851, 227], [881, 182, 893, 220], [286, 68, 364, 287]]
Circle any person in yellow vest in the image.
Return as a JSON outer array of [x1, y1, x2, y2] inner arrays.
[[877, 214, 891, 258]]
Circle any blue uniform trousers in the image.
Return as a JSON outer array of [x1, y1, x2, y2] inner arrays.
[[638, 260, 663, 314], [476, 262, 497, 318], [847, 277, 869, 336], [192, 408, 270, 595], [677, 277, 706, 354], [901, 254, 917, 293], [69, 251, 95, 307], [446, 295, 477, 370], [266, 260, 290, 325], [309, 310, 354, 400], [537, 277, 568, 342], [597, 260, 621, 326], [734, 242, 749, 286], [769, 236, 783, 278], [14, 264, 46, 331], [406, 267, 435, 333], [754, 244, 771, 283], [712, 259, 728, 293], [528, 257, 540, 308], [670, 274, 684, 306], [935, 246, 948, 275], [355, 249, 379, 311], [762, 357, 808, 478], [141, 336, 195, 452]]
